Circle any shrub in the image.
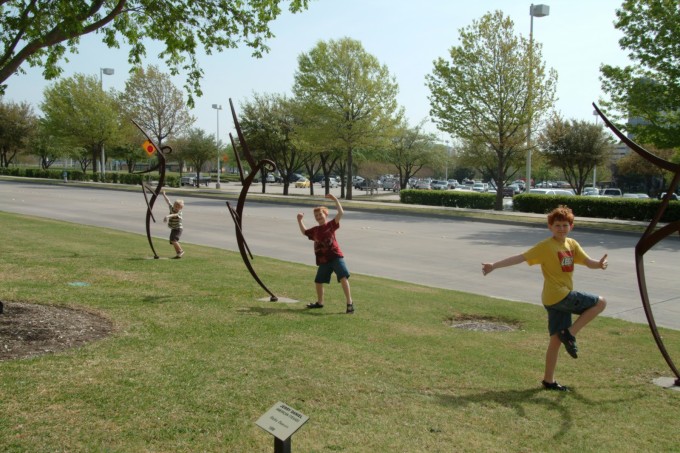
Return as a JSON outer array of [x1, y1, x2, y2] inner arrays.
[[400, 189, 495, 209]]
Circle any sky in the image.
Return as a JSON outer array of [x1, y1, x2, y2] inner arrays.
[[2, 0, 631, 142]]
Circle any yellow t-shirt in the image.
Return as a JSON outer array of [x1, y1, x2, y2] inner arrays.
[[522, 237, 589, 306]]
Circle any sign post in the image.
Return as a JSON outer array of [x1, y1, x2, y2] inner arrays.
[[255, 402, 309, 453]]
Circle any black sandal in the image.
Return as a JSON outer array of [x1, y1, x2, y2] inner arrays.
[[558, 329, 578, 359], [346, 304, 354, 314], [306, 302, 324, 309], [542, 380, 569, 391]]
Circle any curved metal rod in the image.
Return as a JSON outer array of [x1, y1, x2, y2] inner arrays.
[[130, 119, 172, 259], [226, 98, 279, 301], [593, 103, 680, 385]]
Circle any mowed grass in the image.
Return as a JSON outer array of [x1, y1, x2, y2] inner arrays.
[[0, 212, 679, 453]]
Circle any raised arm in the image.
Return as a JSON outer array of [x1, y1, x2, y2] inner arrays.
[[481, 254, 526, 276], [161, 190, 172, 207], [326, 193, 343, 223], [297, 213, 307, 235]]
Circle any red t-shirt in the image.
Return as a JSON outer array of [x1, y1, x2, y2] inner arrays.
[[304, 219, 344, 265]]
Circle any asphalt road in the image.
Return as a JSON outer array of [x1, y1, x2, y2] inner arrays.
[[2, 180, 679, 330]]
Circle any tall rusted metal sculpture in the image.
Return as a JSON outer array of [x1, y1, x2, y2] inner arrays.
[[226, 98, 279, 301], [131, 119, 172, 259], [593, 103, 680, 386]]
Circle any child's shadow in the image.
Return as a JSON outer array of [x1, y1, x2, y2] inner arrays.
[[239, 306, 345, 317], [434, 386, 643, 439]]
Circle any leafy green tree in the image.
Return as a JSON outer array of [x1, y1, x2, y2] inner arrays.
[[538, 117, 613, 194], [615, 145, 674, 195], [381, 120, 440, 190], [30, 120, 70, 169], [107, 118, 148, 173], [118, 65, 194, 149], [600, 0, 680, 148], [239, 94, 306, 195], [293, 37, 402, 200], [0, 99, 36, 167], [0, 1, 309, 104], [426, 10, 557, 210], [41, 73, 118, 175], [173, 128, 216, 185]]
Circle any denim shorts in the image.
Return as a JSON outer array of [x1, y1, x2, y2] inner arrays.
[[545, 290, 600, 335], [315, 257, 350, 284]]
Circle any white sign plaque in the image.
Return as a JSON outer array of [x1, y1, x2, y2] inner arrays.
[[255, 401, 309, 441]]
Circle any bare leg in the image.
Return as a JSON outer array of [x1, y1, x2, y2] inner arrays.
[[315, 283, 324, 304], [340, 277, 352, 305], [569, 297, 607, 336], [543, 334, 562, 383], [171, 241, 183, 254]]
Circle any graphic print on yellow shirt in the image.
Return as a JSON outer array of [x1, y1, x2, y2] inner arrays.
[[558, 250, 574, 272]]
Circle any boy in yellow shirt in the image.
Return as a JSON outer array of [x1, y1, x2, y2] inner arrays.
[[482, 206, 608, 391]]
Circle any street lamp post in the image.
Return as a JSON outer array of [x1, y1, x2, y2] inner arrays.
[[593, 109, 599, 188], [526, 4, 549, 190], [212, 104, 222, 189], [99, 67, 115, 177]]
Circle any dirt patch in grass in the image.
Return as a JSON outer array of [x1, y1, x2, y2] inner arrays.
[[446, 313, 519, 332], [0, 301, 113, 361]]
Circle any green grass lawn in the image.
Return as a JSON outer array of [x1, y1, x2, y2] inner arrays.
[[1, 212, 679, 452]]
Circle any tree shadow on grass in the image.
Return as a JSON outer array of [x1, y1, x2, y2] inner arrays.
[[434, 386, 644, 440]]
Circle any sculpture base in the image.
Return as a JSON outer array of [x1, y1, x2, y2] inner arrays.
[[652, 377, 680, 391]]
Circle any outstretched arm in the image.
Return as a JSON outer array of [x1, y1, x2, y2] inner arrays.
[[297, 213, 307, 235], [585, 253, 608, 270], [482, 254, 526, 276], [326, 193, 343, 223]]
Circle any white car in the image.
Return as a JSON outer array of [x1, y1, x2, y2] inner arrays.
[[431, 180, 448, 190], [319, 177, 339, 188], [529, 188, 574, 196]]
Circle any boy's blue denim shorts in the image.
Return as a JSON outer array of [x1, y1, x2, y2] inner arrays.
[[545, 290, 600, 335], [315, 257, 350, 284]]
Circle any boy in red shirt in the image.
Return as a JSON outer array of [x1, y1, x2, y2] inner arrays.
[[297, 194, 354, 314], [482, 206, 608, 391]]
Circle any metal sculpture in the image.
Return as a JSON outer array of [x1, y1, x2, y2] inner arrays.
[[593, 103, 680, 386], [131, 119, 172, 259], [226, 98, 279, 301]]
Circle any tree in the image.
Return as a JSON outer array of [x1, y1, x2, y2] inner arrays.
[[0, 0, 309, 105], [0, 99, 36, 167], [30, 120, 69, 169], [615, 145, 674, 195], [118, 65, 194, 149], [600, 0, 680, 148], [239, 94, 306, 195], [173, 128, 216, 185], [41, 73, 118, 175], [293, 37, 402, 200], [426, 10, 557, 210], [381, 120, 440, 190], [538, 117, 613, 194]]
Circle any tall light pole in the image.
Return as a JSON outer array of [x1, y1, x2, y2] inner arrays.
[[99, 68, 114, 177], [526, 4, 549, 190], [212, 104, 222, 189], [593, 109, 599, 188]]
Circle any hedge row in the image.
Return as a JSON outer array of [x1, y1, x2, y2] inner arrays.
[[399, 189, 680, 222], [512, 194, 680, 222], [0, 167, 180, 187], [400, 189, 495, 210]]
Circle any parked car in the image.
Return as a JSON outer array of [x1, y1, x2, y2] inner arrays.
[[582, 187, 600, 196], [623, 193, 650, 199], [414, 179, 432, 190], [431, 180, 448, 190], [601, 188, 622, 197], [294, 178, 310, 188], [472, 182, 487, 192], [287, 173, 305, 183], [319, 177, 339, 188], [447, 179, 460, 189], [659, 192, 679, 201], [355, 178, 381, 190], [382, 178, 399, 191], [180, 173, 211, 187], [528, 188, 574, 196], [502, 186, 515, 197]]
